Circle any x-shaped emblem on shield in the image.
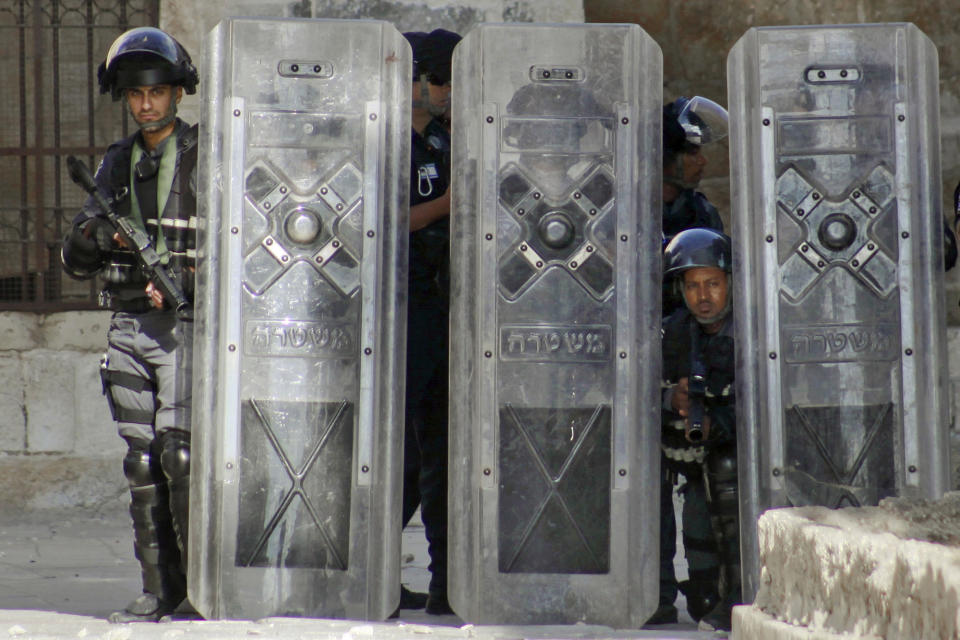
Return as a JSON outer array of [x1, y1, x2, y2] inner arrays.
[[496, 163, 617, 301], [242, 162, 365, 298], [777, 164, 899, 300], [241, 398, 352, 569]]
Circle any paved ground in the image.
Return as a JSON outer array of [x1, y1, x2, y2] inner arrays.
[[0, 503, 724, 639]]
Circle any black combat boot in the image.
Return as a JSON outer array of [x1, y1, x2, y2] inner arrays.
[[679, 575, 720, 622]]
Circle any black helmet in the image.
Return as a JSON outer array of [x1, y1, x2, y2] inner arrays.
[[663, 227, 732, 278], [663, 96, 728, 163], [408, 29, 461, 84], [98, 27, 198, 100]]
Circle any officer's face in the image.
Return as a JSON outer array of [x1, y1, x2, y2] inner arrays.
[[427, 80, 451, 114], [682, 266, 728, 325], [665, 147, 707, 187], [124, 84, 181, 129]]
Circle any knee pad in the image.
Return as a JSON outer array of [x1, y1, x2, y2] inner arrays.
[[122, 438, 163, 488], [159, 430, 190, 483], [703, 443, 738, 517]]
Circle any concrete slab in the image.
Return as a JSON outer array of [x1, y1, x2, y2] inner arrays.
[[37, 312, 111, 352]]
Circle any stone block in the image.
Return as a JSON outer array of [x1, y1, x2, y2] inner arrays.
[[38, 311, 111, 353], [0, 454, 126, 513], [738, 495, 960, 640], [71, 352, 119, 456], [0, 313, 39, 352], [24, 351, 78, 453], [0, 356, 25, 452], [733, 606, 856, 640]]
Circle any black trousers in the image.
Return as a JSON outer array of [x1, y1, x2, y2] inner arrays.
[[401, 292, 449, 597]]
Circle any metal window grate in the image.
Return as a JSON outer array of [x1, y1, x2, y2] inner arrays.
[[0, 0, 159, 310]]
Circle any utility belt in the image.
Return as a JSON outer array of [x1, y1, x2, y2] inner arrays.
[[98, 289, 155, 314]]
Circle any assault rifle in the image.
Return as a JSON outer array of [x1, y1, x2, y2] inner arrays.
[[686, 320, 707, 442], [66, 155, 193, 322]]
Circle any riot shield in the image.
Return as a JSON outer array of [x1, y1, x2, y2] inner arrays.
[[728, 23, 950, 601], [449, 23, 662, 626], [190, 18, 410, 620]]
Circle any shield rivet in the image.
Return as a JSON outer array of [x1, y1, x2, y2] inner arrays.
[[285, 208, 322, 245], [538, 212, 575, 249]]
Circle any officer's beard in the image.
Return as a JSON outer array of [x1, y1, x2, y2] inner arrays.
[[133, 100, 177, 132], [415, 75, 448, 118], [688, 285, 733, 328], [664, 153, 701, 191]]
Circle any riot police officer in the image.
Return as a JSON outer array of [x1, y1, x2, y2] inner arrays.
[[662, 96, 727, 244], [651, 97, 730, 627], [658, 228, 740, 632], [61, 27, 198, 623], [661, 96, 728, 314], [400, 28, 461, 616]]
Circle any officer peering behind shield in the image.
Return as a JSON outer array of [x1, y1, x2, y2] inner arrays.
[[60, 26, 199, 623], [658, 228, 741, 632], [662, 97, 727, 243], [401, 27, 461, 617], [661, 96, 728, 317], [651, 96, 730, 629]]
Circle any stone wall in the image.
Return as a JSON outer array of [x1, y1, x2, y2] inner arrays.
[[0, 311, 124, 513]]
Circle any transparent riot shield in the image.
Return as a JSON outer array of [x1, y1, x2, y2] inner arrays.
[[190, 18, 410, 620], [449, 23, 662, 626], [728, 23, 950, 601]]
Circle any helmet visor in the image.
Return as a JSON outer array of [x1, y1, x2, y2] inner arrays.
[[678, 96, 728, 146]]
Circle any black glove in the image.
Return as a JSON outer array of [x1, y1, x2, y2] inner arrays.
[[62, 217, 113, 275], [82, 217, 116, 252]]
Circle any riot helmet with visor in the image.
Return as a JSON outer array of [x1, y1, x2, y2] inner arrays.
[[98, 27, 198, 100]]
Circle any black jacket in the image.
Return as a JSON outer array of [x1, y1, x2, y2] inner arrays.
[[660, 308, 735, 478]]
